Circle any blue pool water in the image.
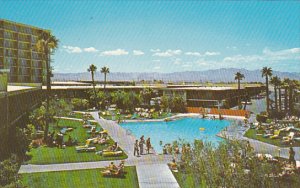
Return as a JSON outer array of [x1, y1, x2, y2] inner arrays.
[[120, 118, 231, 153]]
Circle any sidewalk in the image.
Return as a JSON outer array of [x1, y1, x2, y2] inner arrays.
[[137, 164, 180, 188]]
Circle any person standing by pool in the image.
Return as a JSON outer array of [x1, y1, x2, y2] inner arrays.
[[289, 147, 296, 167], [134, 140, 139, 157], [146, 137, 152, 154], [139, 135, 145, 155]]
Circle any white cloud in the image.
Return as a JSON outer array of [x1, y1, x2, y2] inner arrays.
[[185, 51, 220, 57], [185, 52, 201, 56], [152, 59, 161, 62], [84, 47, 98, 53], [133, 50, 145, 56], [204, 51, 220, 56], [153, 66, 161, 70], [150, 49, 161, 52], [63, 45, 82, 53], [223, 47, 300, 64], [153, 49, 182, 57], [100, 49, 129, 56]]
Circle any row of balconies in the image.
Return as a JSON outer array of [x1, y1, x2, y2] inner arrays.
[[1, 21, 43, 36]]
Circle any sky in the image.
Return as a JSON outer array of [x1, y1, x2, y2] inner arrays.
[[0, 1, 300, 73]]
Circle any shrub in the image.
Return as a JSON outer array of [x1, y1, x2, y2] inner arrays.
[[0, 155, 20, 187]]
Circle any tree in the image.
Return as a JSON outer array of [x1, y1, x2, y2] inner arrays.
[[288, 80, 299, 114], [235, 72, 245, 109], [170, 95, 186, 113], [35, 31, 59, 140], [283, 78, 290, 113], [261, 67, 272, 114], [179, 140, 282, 187], [270, 76, 280, 113], [0, 155, 21, 187], [51, 99, 71, 126], [160, 95, 171, 112], [278, 79, 283, 112], [101, 66, 110, 94], [242, 94, 250, 110], [141, 87, 154, 106], [71, 98, 89, 111], [87, 64, 98, 107], [234, 72, 245, 90]]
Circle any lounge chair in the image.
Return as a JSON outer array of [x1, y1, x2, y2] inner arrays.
[[270, 130, 281, 139], [283, 132, 295, 141], [102, 150, 123, 157], [75, 139, 96, 152]]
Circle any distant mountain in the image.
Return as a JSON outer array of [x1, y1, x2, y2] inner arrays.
[[53, 68, 300, 83]]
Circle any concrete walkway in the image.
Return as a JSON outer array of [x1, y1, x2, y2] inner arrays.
[[90, 111, 137, 157], [18, 154, 173, 174], [137, 164, 180, 188]]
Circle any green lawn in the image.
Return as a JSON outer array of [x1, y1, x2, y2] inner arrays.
[[21, 166, 139, 188], [172, 172, 205, 188], [244, 129, 300, 147], [27, 119, 127, 164]]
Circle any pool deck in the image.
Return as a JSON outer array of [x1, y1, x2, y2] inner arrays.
[[218, 120, 300, 161]]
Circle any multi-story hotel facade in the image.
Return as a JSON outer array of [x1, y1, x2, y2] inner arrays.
[[0, 19, 48, 83]]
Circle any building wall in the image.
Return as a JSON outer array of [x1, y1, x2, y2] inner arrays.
[[0, 19, 48, 83]]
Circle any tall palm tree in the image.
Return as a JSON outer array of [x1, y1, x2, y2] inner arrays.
[[35, 31, 59, 140], [261, 67, 272, 113], [270, 76, 280, 113], [278, 78, 283, 112], [234, 72, 245, 109], [87, 64, 97, 107], [283, 78, 290, 113], [288, 79, 299, 114], [101, 66, 110, 93], [234, 72, 245, 90]]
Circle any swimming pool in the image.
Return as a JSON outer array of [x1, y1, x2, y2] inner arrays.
[[120, 117, 231, 153]]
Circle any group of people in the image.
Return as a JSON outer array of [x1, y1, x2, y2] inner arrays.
[[134, 135, 152, 156], [102, 160, 125, 176]]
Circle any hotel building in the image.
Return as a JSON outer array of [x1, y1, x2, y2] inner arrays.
[[0, 19, 49, 83]]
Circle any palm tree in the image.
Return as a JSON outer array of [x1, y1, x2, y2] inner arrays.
[[234, 72, 245, 109], [278, 79, 283, 112], [87, 64, 97, 107], [243, 95, 250, 110], [283, 78, 290, 113], [270, 76, 280, 113], [35, 31, 59, 140], [101, 66, 110, 94], [261, 67, 272, 113], [234, 72, 245, 90], [288, 80, 299, 114]]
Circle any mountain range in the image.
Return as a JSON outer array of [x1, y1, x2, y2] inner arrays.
[[53, 68, 300, 83]]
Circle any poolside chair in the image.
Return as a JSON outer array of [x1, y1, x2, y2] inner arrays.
[[282, 132, 295, 142], [75, 139, 96, 152], [102, 150, 123, 157], [270, 130, 281, 139]]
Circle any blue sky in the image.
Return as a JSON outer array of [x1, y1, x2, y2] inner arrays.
[[1, 1, 300, 73]]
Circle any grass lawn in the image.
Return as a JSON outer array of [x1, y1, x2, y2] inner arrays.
[[244, 129, 300, 147], [172, 172, 205, 188], [26, 119, 127, 164], [21, 166, 139, 188]]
